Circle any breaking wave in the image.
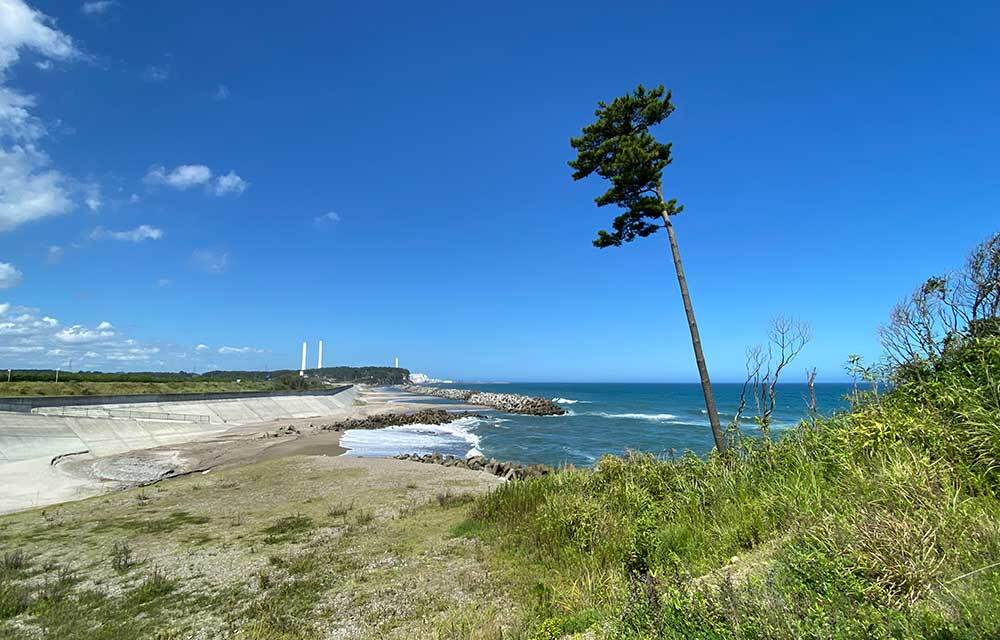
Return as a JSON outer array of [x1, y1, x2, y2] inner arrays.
[[341, 416, 486, 458], [589, 412, 678, 421]]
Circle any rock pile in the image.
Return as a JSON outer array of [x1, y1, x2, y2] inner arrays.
[[393, 452, 552, 481], [401, 385, 565, 416], [320, 409, 485, 432]]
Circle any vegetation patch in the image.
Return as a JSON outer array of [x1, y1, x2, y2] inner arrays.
[[91, 510, 210, 535], [260, 514, 315, 544]]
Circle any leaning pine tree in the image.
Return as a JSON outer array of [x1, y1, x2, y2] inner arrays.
[[569, 84, 727, 453]]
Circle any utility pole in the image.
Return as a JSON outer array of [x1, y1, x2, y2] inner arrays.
[[55, 368, 59, 383]]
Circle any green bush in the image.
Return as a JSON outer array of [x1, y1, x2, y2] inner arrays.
[[472, 337, 1000, 638]]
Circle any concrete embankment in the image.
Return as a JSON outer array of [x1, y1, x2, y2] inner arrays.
[[400, 384, 565, 415], [0, 387, 357, 465]]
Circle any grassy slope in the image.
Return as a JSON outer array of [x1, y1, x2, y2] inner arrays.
[[0, 457, 522, 639], [470, 337, 1000, 639], [0, 380, 288, 397], [1, 341, 997, 639]]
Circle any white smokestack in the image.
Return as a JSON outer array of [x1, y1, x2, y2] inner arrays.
[[300, 341, 307, 376], [394, 356, 399, 368], [318, 340, 323, 369]]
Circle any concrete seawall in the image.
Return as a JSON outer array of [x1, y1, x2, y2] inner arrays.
[[0, 386, 357, 464], [0, 386, 352, 412]]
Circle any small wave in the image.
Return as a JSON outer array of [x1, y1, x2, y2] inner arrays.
[[551, 397, 591, 405], [561, 446, 597, 463], [590, 412, 678, 422]]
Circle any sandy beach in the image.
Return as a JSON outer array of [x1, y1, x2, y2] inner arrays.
[[0, 385, 478, 514]]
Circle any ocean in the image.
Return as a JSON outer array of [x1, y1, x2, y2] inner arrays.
[[340, 382, 854, 467]]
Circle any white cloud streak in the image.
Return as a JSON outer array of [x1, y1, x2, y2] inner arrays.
[[0, 304, 250, 369], [191, 249, 228, 273], [81, 1, 114, 15], [217, 346, 265, 354], [145, 164, 248, 197], [145, 164, 211, 189], [90, 224, 163, 242]]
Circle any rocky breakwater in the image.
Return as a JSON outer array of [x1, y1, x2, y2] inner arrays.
[[320, 408, 485, 432], [393, 452, 552, 481], [401, 385, 566, 416]]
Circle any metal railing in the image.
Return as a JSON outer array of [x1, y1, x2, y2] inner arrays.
[[28, 406, 211, 423]]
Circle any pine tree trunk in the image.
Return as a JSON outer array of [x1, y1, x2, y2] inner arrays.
[[661, 213, 727, 453]]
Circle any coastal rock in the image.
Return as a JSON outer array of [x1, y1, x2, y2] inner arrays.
[[392, 451, 554, 481], [400, 385, 566, 416], [320, 409, 485, 432]]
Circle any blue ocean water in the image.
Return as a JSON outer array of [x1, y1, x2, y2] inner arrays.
[[341, 383, 853, 467]]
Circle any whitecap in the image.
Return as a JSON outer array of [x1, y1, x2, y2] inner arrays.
[[589, 412, 678, 421]]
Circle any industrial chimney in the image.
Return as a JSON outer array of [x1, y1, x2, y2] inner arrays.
[[300, 341, 307, 376], [318, 340, 324, 369]]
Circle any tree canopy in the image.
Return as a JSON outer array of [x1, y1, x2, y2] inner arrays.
[[569, 84, 682, 248]]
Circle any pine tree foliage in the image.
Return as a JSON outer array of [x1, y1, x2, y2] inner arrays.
[[569, 84, 682, 247]]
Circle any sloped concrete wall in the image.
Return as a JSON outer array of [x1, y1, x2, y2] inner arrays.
[[0, 386, 352, 412], [0, 387, 357, 464]]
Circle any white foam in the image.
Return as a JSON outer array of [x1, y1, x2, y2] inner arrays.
[[590, 412, 678, 422], [543, 409, 575, 417], [340, 416, 484, 458], [552, 397, 590, 404]]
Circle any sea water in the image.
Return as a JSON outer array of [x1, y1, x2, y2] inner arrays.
[[341, 383, 853, 467]]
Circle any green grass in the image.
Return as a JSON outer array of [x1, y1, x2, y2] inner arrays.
[[0, 379, 279, 397], [470, 337, 1000, 639], [0, 456, 512, 639]]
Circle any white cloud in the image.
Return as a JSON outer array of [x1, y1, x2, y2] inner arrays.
[[213, 171, 247, 196], [83, 182, 101, 211], [81, 1, 114, 15], [191, 249, 228, 273], [156, 277, 170, 287], [0, 1, 80, 232], [34, 59, 50, 70], [213, 84, 229, 101], [315, 211, 341, 226], [46, 244, 63, 263], [145, 164, 211, 189], [90, 224, 163, 242], [144, 164, 248, 197], [0, 145, 73, 231], [0, 305, 262, 371], [0, 0, 78, 70], [217, 346, 264, 354], [55, 322, 115, 343], [141, 64, 169, 82], [128, 193, 140, 204], [0, 262, 22, 288]]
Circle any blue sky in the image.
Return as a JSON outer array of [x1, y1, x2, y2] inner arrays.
[[0, 0, 996, 382]]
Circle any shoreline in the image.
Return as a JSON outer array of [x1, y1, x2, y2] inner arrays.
[[0, 385, 463, 514]]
